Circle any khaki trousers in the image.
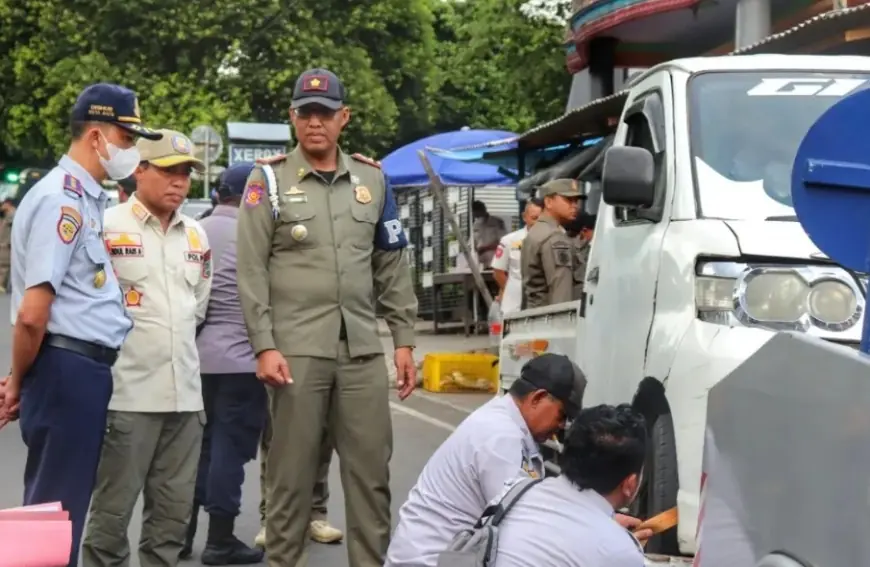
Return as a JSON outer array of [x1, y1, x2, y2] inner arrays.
[[265, 342, 392, 567], [259, 411, 334, 523], [82, 410, 204, 567]]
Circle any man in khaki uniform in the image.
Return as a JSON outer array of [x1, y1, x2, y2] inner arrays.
[[521, 178, 583, 309], [255, 413, 342, 547], [0, 198, 16, 292], [82, 129, 213, 567], [236, 68, 418, 567]]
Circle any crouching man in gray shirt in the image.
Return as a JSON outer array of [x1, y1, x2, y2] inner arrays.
[[491, 404, 650, 567]]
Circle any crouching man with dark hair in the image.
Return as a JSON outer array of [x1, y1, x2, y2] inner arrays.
[[489, 403, 650, 567]]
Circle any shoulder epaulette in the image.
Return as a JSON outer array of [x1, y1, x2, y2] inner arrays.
[[62, 173, 83, 199], [256, 154, 287, 165], [351, 153, 381, 169]]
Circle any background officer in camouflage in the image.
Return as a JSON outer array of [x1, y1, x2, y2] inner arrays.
[[236, 68, 418, 567], [521, 178, 582, 308]]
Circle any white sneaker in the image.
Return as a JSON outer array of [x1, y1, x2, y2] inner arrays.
[[309, 519, 343, 543], [254, 526, 266, 548]]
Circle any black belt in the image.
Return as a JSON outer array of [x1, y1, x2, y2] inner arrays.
[[44, 334, 119, 366]]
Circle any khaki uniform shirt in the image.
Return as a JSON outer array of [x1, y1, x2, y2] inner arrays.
[[104, 195, 213, 412], [236, 146, 417, 359], [0, 210, 14, 267], [521, 213, 580, 309]]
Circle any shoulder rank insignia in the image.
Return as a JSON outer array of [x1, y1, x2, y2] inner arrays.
[[62, 174, 83, 199], [351, 153, 381, 169], [256, 154, 287, 165]]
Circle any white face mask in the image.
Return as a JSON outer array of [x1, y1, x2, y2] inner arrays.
[[97, 132, 140, 180]]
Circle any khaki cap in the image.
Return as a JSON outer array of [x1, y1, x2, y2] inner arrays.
[[136, 129, 205, 172], [538, 178, 582, 198]]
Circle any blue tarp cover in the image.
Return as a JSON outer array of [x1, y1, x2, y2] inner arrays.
[[381, 129, 517, 188]]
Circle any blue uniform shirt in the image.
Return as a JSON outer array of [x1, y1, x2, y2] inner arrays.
[[10, 155, 132, 349]]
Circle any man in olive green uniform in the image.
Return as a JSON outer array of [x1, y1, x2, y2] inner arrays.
[[236, 68, 418, 567], [521, 178, 584, 308], [0, 198, 16, 292]]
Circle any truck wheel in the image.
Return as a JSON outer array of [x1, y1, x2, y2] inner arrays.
[[643, 413, 680, 556]]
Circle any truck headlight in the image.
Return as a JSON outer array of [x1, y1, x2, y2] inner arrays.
[[696, 261, 863, 333]]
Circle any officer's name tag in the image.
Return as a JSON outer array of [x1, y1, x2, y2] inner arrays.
[[287, 195, 308, 204]]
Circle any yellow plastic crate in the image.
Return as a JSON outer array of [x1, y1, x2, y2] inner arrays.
[[422, 353, 500, 393]]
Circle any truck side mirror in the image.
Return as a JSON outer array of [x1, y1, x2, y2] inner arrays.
[[601, 146, 655, 208]]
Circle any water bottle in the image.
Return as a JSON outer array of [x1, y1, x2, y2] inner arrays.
[[488, 300, 503, 348]]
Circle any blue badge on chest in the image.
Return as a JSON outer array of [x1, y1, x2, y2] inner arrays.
[[373, 178, 408, 251]]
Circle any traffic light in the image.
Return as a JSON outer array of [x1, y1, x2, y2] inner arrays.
[[2, 169, 19, 183]]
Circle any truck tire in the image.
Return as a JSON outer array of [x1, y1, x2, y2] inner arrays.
[[643, 412, 680, 556]]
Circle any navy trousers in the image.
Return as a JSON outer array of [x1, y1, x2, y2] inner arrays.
[[19, 345, 113, 567], [195, 373, 267, 517]]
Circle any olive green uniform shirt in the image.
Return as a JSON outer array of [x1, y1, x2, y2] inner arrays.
[[236, 146, 417, 359], [521, 213, 579, 309]]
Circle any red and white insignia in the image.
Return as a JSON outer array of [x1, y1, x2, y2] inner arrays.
[[302, 75, 329, 92]]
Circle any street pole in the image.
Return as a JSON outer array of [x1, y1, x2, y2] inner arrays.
[[204, 140, 211, 199]]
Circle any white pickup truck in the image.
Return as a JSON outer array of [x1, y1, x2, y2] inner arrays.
[[499, 54, 870, 557]]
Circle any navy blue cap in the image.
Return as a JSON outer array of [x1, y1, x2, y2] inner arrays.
[[291, 69, 345, 110], [71, 83, 162, 140], [519, 354, 587, 419], [218, 162, 255, 197]]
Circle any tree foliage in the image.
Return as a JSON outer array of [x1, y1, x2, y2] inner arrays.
[[0, 0, 569, 165]]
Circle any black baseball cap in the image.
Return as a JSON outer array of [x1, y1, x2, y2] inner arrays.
[[291, 69, 346, 110], [71, 83, 162, 140], [517, 354, 587, 419]]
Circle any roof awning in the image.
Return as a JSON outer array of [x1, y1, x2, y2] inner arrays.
[[733, 4, 870, 55], [515, 90, 628, 151]]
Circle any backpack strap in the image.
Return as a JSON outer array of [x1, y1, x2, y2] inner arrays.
[[474, 477, 543, 529]]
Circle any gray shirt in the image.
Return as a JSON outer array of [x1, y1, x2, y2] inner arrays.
[[493, 475, 645, 567], [386, 395, 543, 567], [196, 205, 256, 374]]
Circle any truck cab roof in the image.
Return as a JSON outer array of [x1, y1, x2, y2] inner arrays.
[[635, 54, 870, 82]]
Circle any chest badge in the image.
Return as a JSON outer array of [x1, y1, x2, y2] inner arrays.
[[285, 186, 308, 204], [354, 186, 372, 205], [125, 286, 143, 307], [94, 267, 107, 289], [290, 224, 308, 242]]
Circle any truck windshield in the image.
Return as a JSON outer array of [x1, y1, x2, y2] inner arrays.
[[688, 71, 870, 220]]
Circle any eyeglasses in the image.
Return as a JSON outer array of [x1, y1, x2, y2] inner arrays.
[[293, 106, 341, 120]]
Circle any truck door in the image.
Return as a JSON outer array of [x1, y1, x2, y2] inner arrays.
[[580, 71, 674, 406]]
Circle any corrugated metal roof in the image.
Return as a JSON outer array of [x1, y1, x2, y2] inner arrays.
[[516, 90, 628, 150], [732, 4, 870, 55], [226, 122, 292, 143]]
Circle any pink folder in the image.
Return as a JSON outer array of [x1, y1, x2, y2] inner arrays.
[[0, 503, 72, 567]]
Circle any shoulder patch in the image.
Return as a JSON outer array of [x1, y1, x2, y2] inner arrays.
[[57, 205, 83, 244], [62, 174, 83, 199], [351, 153, 381, 169], [256, 154, 286, 165]]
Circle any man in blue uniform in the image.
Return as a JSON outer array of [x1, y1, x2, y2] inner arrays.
[[0, 82, 161, 567], [182, 162, 265, 565]]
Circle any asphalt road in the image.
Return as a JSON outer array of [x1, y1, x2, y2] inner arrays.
[[0, 294, 492, 566]]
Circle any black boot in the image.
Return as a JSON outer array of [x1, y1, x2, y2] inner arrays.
[[179, 502, 199, 560], [201, 514, 265, 565]]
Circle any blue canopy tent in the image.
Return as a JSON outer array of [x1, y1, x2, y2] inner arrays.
[[381, 129, 517, 188], [426, 137, 602, 172]]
